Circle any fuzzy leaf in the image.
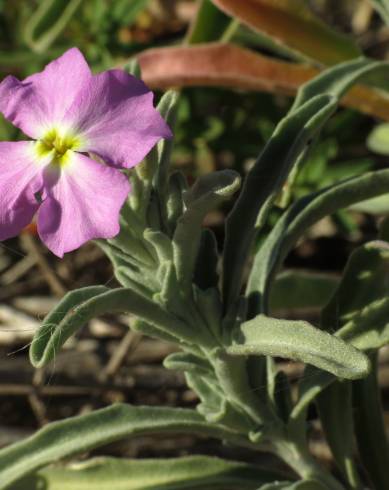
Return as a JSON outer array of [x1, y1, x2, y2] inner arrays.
[[223, 94, 336, 307], [323, 241, 389, 351], [248, 168, 389, 316], [225, 56, 389, 310], [289, 368, 334, 430], [0, 405, 246, 489], [353, 354, 389, 490], [174, 170, 240, 292], [164, 351, 212, 376], [229, 315, 370, 379], [151, 91, 179, 196], [316, 383, 360, 487], [30, 287, 195, 367], [10, 456, 285, 490]]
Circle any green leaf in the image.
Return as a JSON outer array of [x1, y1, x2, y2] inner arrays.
[[247, 168, 389, 317], [290, 240, 389, 443], [151, 91, 180, 201], [289, 368, 334, 431], [166, 171, 188, 231], [0, 404, 248, 489], [323, 241, 389, 351], [186, 0, 232, 44], [184, 371, 254, 432], [223, 94, 336, 308], [28, 285, 109, 365], [367, 122, 389, 155], [353, 354, 389, 490], [291, 58, 388, 110], [174, 170, 240, 292], [283, 57, 389, 212], [351, 193, 389, 215], [228, 315, 370, 379], [223, 57, 389, 309], [131, 319, 183, 345], [164, 351, 212, 376], [30, 287, 197, 367], [269, 270, 339, 312], [211, 349, 270, 425], [10, 456, 285, 490], [322, 241, 389, 329], [271, 370, 293, 424], [316, 383, 361, 488], [24, 0, 83, 53]]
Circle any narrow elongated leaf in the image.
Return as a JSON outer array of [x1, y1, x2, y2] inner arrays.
[[0, 404, 248, 489], [337, 298, 389, 351], [212, 349, 272, 424], [289, 368, 334, 429], [186, 0, 232, 44], [290, 240, 389, 439], [10, 456, 285, 490], [317, 383, 361, 488], [226, 57, 389, 311], [248, 168, 389, 316], [353, 354, 389, 490], [139, 44, 389, 121], [164, 351, 212, 376], [211, 0, 361, 65], [351, 194, 389, 214], [173, 170, 240, 292], [166, 171, 188, 231], [322, 240, 389, 323], [322, 241, 389, 351], [151, 91, 179, 199], [223, 94, 336, 308], [228, 315, 370, 379], [30, 287, 196, 367], [313, 241, 389, 487], [291, 58, 388, 110]]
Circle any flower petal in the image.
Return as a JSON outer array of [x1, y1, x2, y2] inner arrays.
[[37, 152, 130, 257], [0, 48, 91, 139], [0, 141, 44, 240], [65, 70, 172, 168]]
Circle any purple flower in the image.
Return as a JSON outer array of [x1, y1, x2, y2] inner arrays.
[[0, 48, 172, 257]]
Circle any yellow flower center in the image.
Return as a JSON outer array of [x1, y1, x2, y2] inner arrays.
[[35, 128, 81, 166]]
